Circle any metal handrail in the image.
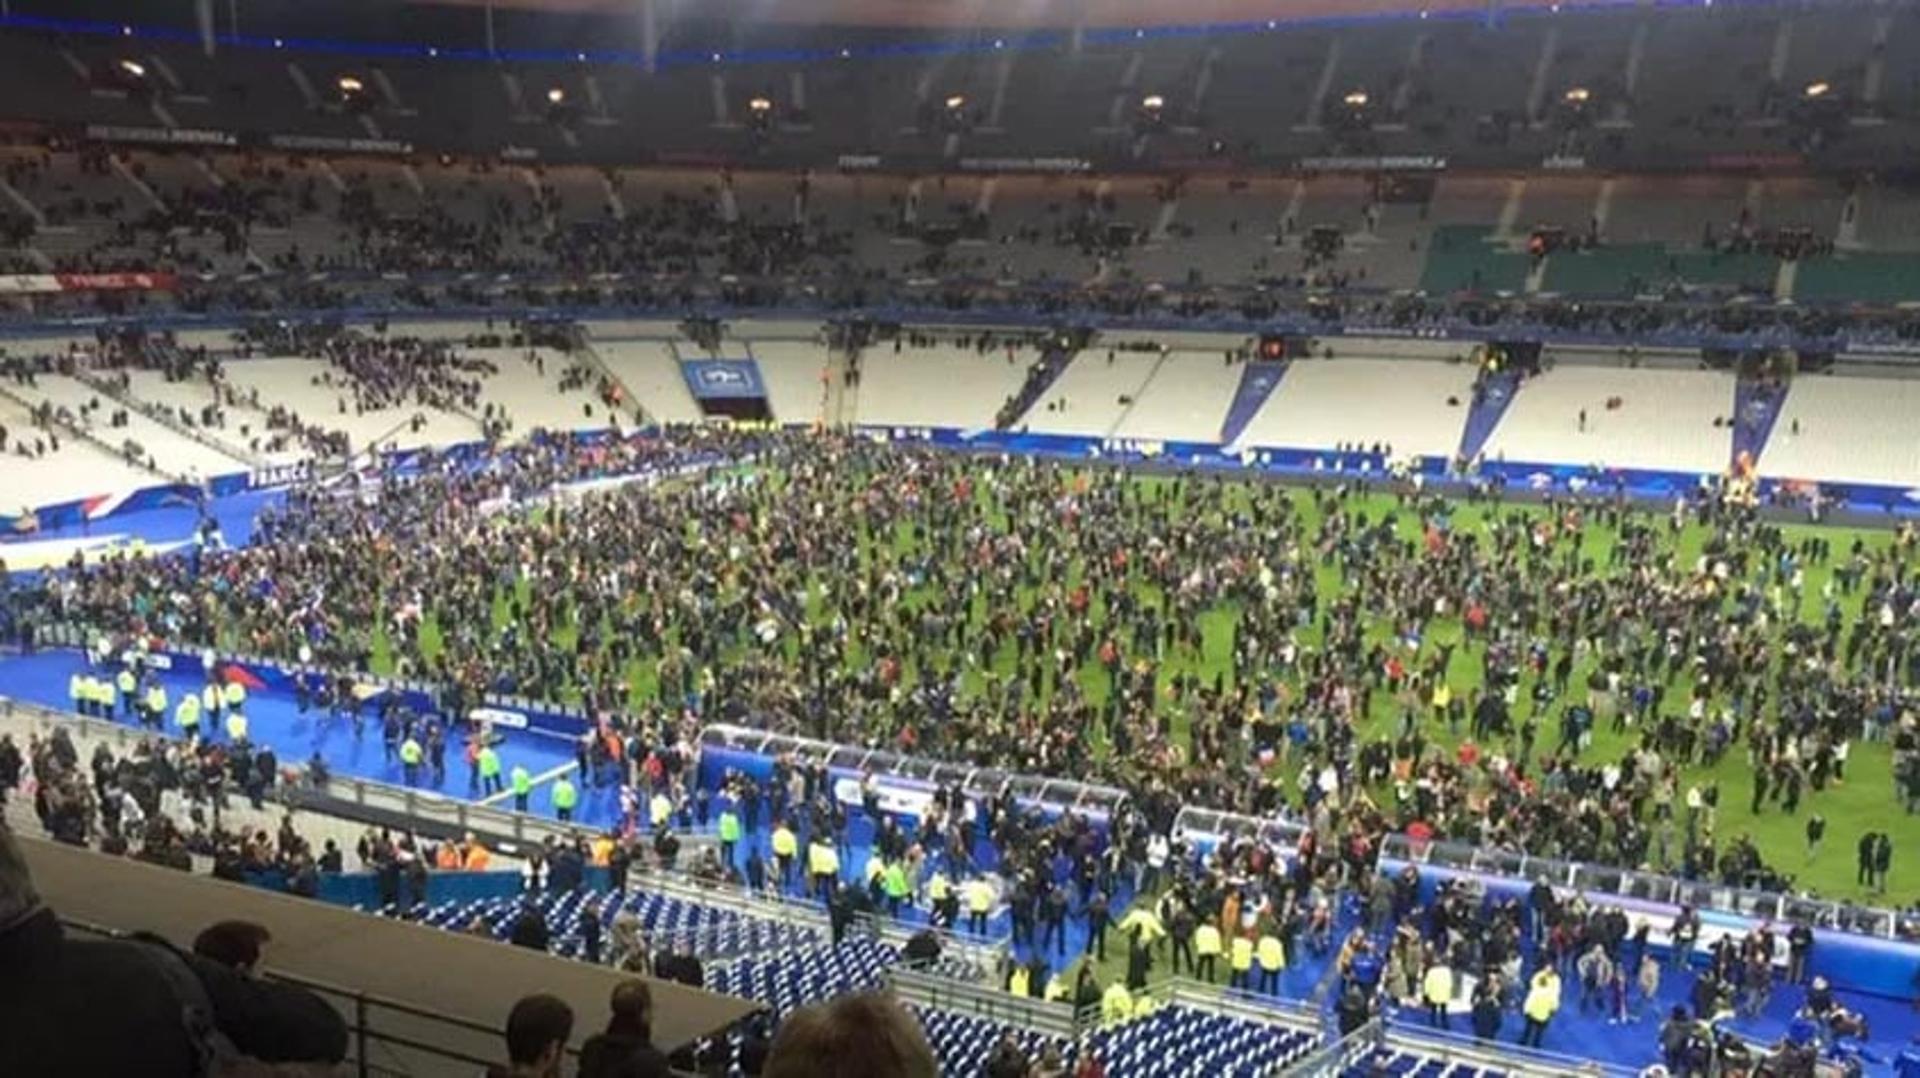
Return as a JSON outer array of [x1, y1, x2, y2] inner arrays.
[[60, 917, 514, 1078], [1381, 832, 1904, 940], [0, 693, 725, 860], [850, 909, 1009, 982], [1380, 1019, 1637, 1078], [884, 966, 1090, 1040], [1275, 1016, 1385, 1078]]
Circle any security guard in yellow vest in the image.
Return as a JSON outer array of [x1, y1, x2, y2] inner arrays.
[[771, 823, 798, 889], [927, 870, 957, 929], [1007, 963, 1030, 998], [1257, 932, 1286, 994], [176, 692, 201, 738], [1229, 933, 1255, 990], [116, 668, 137, 719], [1118, 905, 1166, 946], [1042, 974, 1070, 1002], [649, 791, 673, 833], [101, 676, 119, 719], [1101, 982, 1132, 1023], [223, 680, 246, 714], [225, 708, 248, 744], [806, 839, 839, 903], [144, 683, 166, 730], [965, 877, 995, 936], [399, 735, 424, 785], [1194, 922, 1224, 983], [68, 672, 85, 715]]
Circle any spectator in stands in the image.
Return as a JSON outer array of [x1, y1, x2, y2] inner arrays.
[[508, 900, 551, 952], [191, 918, 273, 976], [489, 993, 575, 1078], [764, 992, 936, 1078], [0, 821, 347, 1075], [578, 979, 670, 1078]]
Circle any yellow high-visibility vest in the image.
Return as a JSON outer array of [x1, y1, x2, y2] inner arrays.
[[1195, 924, 1223, 957], [1231, 936, 1254, 972], [1257, 936, 1285, 971]]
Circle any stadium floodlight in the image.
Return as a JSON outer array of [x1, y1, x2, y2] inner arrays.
[[337, 75, 365, 94], [1343, 90, 1370, 108], [1142, 94, 1165, 111], [749, 96, 774, 113], [945, 94, 967, 111], [119, 59, 147, 79], [546, 87, 566, 105], [1803, 81, 1831, 98], [1564, 86, 1591, 104]]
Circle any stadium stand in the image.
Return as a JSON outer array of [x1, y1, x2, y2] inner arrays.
[[736, 339, 830, 427], [855, 339, 1036, 430], [1231, 356, 1479, 460], [589, 339, 707, 426], [1760, 374, 1920, 488], [9, 3, 1920, 1077], [1108, 350, 1247, 445], [1480, 366, 1731, 475]]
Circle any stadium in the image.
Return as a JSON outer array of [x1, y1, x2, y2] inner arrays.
[[0, 0, 1919, 1074]]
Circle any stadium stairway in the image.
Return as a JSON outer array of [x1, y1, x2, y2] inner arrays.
[[1730, 378, 1789, 472], [1219, 361, 1288, 448], [997, 345, 1081, 432], [68, 367, 268, 472], [1455, 370, 1522, 465]]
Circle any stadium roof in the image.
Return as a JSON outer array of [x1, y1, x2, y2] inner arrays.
[[416, 0, 1532, 29]]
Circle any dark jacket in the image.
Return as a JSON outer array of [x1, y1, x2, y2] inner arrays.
[[578, 1025, 671, 1078], [0, 908, 347, 1076]]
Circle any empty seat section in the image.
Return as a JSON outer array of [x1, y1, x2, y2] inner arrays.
[[1236, 358, 1479, 459], [1481, 367, 1729, 473]]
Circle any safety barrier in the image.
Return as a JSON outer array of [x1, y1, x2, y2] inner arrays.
[[1382, 832, 1903, 939], [1275, 1017, 1385, 1078], [63, 917, 520, 1078], [1377, 1020, 1637, 1078], [0, 693, 721, 861], [851, 910, 1009, 983], [884, 965, 1096, 1041]]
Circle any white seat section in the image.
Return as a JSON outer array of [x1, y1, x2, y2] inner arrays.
[[1111, 351, 1245, 444], [0, 393, 151, 507], [9, 375, 248, 481], [1483, 366, 1729, 473], [1236, 358, 1480, 457], [217, 357, 480, 454], [1762, 376, 1920, 488], [594, 341, 704, 424], [1020, 351, 1163, 438], [748, 341, 831, 426], [854, 345, 1032, 430], [466, 347, 601, 434], [117, 370, 302, 465]]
